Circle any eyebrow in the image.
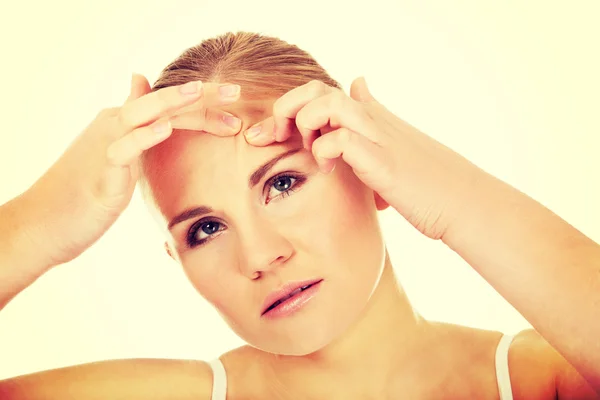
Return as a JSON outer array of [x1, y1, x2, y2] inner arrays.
[[248, 147, 302, 189], [167, 147, 303, 230]]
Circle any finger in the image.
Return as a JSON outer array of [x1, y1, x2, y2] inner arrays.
[[244, 116, 278, 146], [311, 127, 383, 177], [296, 92, 380, 145], [302, 128, 320, 152], [173, 82, 241, 115], [272, 80, 335, 142], [301, 124, 338, 153], [170, 108, 242, 136], [243, 115, 335, 150], [349, 76, 377, 103], [118, 80, 204, 131], [106, 119, 173, 166], [125, 73, 152, 104]]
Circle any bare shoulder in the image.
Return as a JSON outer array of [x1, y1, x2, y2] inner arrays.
[[509, 329, 599, 400], [0, 358, 215, 400]]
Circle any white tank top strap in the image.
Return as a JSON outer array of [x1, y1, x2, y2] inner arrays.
[[495, 333, 515, 400], [208, 358, 227, 400], [207, 334, 514, 400]]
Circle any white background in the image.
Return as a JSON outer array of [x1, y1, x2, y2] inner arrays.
[[0, 0, 598, 378]]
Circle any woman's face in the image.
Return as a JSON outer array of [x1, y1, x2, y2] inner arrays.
[[143, 95, 388, 355]]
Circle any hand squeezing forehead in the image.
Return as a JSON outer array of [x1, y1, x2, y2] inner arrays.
[[22, 74, 247, 267], [241, 77, 488, 240], [107, 76, 244, 165]]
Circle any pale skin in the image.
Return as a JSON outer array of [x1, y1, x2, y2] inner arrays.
[[0, 74, 598, 399]]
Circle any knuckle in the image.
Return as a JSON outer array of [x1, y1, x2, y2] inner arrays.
[[116, 108, 134, 130], [307, 79, 324, 88], [308, 80, 327, 96], [272, 96, 287, 117], [105, 142, 121, 165], [295, 109, 309, 130], [294, 104, 306, 120], [106, 149, 118, 166], [339, 127, 353, 144], [329, 92, 345, 108], [324, 94, 346, 128]]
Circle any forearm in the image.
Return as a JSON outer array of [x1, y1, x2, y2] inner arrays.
[[0, 192, 55, 310], [442, 172, 600, 389]]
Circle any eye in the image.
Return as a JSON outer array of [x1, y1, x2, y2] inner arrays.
[[185, 173, 306, 248], [186, 220, 225, 248], [265, 173, 305, 204]]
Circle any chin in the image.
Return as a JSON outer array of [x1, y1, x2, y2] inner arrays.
[[224, 249, 388, 357]]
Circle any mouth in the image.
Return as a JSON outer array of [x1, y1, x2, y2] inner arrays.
[[261, 279, 324, 316]]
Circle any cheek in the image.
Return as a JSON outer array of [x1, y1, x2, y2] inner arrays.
[[286, 165, 381, 260], [180, 249, 255, 320], [180, 255, 236, 309]]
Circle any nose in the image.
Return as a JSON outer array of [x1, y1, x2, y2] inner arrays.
[[235, 211, 294, 279]]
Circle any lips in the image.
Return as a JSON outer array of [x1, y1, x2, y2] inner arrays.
[[261, 278, 323, 315]]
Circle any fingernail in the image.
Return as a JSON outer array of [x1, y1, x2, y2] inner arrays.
[[223, 114, 241, 129], [180, 80, 202, 96], [245, 124, 261, 139], [153, 120, 171, 134], [219, 84, 240, 98]]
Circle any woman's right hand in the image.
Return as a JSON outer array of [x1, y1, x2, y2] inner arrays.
[[18, 74, 242, 268]]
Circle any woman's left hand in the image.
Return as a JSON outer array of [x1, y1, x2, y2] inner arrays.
[[244, 79, 600, 394], [243, 78, 489, 240]]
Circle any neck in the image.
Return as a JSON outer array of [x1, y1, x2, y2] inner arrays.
[[265, 251, 438, 397]]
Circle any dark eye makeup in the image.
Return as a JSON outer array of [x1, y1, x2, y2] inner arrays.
[[185, 172, 307, 248]]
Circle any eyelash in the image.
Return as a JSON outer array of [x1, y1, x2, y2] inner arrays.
[[185, 173, 306, 248]]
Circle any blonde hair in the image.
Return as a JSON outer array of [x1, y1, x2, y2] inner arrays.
[[152, 31, 341, 96]]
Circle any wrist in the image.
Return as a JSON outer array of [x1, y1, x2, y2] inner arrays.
[[440, 167, 501, 246]]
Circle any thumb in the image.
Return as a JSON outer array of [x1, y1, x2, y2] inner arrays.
[[350, 76, 377, 103], [125, 73, 152, 104]]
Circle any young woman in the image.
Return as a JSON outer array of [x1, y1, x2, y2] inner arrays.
[[0, 32, 598, 399]]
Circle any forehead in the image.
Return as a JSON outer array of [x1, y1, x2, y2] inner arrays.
[[220, 96, 274, 121], [143, 97, 305, 221]]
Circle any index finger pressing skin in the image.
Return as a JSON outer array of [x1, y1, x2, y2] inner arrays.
[[118, 80, 204, 131], [169, 107, 242, 136], [117, 81, 241, 132], [272, 80, 335, 142]]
